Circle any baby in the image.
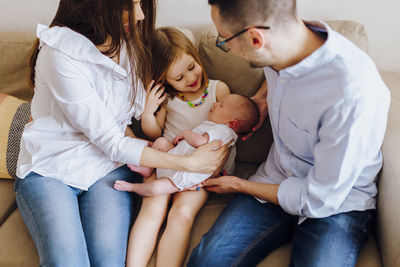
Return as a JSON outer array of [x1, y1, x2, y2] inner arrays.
[[114, 94, 259, 196]]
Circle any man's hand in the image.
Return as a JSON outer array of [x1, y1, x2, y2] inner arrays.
[[202, 175, 242, 194], [242, 80, 269, 141]]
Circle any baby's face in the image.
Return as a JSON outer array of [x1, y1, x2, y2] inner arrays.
[[208, 94, 243, 124]]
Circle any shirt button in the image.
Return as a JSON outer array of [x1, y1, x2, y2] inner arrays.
[[274, 107, 278, 111], [280, 78, 285, 83], [288, 171, 293, 176]]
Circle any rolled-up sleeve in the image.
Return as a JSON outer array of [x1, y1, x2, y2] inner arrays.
[[278, 99, 385, 218], [42, 48, 147, 166]]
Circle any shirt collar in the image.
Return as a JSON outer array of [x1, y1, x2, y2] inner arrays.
[[280, 20, 338, 78], [36, 24, 127, 76]]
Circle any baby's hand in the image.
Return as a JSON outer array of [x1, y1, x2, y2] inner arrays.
[[172, 133, 185, 145]]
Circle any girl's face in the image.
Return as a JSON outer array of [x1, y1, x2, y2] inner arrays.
[[166, 52, 203, 93], [122, 0, 145, 31]]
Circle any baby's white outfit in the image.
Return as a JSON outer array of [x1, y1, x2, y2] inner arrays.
[[157, 121, 237, 190], [163, 79, 236, 174]]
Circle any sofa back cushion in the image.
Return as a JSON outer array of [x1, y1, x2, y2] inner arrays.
[[0, 31, 35, 101], [0, 94, 31, 179], [198, 20, 369, 164]]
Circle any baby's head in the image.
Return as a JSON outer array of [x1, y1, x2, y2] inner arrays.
[[151, 27, 208, 96], [208, 94, 260, 135]]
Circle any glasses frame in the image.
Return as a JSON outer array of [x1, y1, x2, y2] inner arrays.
[[216, 26, 271, 52]]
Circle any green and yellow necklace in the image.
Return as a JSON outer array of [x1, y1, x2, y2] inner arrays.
[[178, 81, 209, 108]]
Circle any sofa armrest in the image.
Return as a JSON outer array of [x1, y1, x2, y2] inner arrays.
[[377, 71, 400, 267]]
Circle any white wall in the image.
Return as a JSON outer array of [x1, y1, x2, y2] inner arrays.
[[1, 0, 399, 72]]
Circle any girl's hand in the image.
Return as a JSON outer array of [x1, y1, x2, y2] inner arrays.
[[186, 140, 230, 173], [143, 80, 166, 116]]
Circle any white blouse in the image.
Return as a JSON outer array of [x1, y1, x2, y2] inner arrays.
[[16, 24, 148, 190]]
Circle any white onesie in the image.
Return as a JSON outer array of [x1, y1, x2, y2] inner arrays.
[[156, 121, 237, 190]]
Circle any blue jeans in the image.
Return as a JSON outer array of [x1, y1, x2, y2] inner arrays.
[[188, 194, 374, 267], [14, 165, 138, 267]]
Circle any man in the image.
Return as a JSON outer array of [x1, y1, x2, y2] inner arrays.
[[188, 0, 390, 266]]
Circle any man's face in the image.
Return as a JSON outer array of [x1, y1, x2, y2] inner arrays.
[[211, 5, 273, 68]]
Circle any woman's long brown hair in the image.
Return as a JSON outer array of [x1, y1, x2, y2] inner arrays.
[[29, 0, 155, 98]]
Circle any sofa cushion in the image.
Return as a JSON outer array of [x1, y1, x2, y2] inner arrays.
[[377, 71, 400, 267], [0, 31, 35, 101], [0, 209, 39, 267], [0, 179, 16, 226], [0, 94, 31, 179]]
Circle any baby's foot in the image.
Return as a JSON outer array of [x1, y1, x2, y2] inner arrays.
[[114, 180, 136, 192], [127, 164, 154, 178]]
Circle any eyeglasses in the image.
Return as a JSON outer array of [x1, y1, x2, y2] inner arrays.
[[216, 26, 271, 52]]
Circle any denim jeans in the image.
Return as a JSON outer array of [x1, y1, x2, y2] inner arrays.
[[188, 194, 374, 267], [14, 165, 138, 267]]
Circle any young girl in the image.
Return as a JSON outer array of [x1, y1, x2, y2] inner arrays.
[[121, 27, 233, 267], [14, 1, 227, 266]]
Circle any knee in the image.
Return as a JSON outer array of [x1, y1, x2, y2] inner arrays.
[[168, 204, 197, 225], [153, 137, 172, 151]]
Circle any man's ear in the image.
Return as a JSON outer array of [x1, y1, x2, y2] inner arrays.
[[247, 28, 265, 49], [227, 119, 239, 130]]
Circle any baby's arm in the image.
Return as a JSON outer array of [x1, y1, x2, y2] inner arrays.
[[173, 131, 210, 148]]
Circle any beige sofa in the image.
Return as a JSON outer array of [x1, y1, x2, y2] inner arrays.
[[0, 21, 399, 267]]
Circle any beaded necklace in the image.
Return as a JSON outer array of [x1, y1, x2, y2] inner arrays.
[[178, 81, 209, 108]]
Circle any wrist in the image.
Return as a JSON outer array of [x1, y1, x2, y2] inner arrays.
[[141, 112, 155, 120]]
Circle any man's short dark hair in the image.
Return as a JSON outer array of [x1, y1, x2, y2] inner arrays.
[[209, 0, 297, 31]]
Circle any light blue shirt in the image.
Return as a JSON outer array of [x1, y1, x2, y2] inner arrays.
[[249, 21, 391, 221]]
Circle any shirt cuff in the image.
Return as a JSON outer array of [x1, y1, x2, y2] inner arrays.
[[277, 177, 304, 216], [123, 138, 148, 167]]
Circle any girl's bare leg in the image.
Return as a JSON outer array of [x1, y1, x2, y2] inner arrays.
[[156, 189, 209, 267], [125, 173, 170, 267]]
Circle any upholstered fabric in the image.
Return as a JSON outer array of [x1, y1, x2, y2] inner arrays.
[[0, 94, 31, 179], [0, 179, 16, 226], [0, 209, 39, 267], [378, 71, 400, 267], [0, 31, 34, 101]]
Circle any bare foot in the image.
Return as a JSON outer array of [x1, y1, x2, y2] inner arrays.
[[127, 164, 154, 178], [114, 180, 136, 192]]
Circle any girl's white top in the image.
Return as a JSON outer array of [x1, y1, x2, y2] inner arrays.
[[162, 79, 236, 174], [16, 24, 148, 190], [163, 79, 218, 142]]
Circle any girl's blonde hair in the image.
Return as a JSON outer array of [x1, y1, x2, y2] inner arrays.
[[151, 27, 208, 96]]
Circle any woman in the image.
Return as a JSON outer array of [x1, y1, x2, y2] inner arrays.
[[15, 1, 228, 266]]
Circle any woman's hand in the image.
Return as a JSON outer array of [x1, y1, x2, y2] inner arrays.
[[186, 140, 231, 173], [143, 80, 166, 116]]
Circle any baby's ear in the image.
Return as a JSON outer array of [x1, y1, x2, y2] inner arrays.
[[227, 119, 239, 130]]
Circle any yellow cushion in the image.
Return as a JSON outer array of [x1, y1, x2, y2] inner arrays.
[[0, 93, 31, 179]]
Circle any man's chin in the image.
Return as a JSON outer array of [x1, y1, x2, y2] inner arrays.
[[249, 62, 267, 68]]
